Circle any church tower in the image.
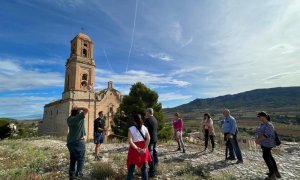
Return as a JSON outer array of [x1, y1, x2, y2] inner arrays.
[[63, 33, 95, 95]]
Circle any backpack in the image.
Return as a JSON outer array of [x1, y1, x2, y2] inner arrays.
[[274, 131, 281, 146]]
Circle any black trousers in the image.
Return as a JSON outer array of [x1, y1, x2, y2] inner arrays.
[[261, 146, 279, 175], [204, 129, 215, 149], [148, 142, 158, 176]]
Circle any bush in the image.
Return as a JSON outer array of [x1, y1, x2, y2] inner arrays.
[[177, 163, 210, 178], [0, 119, 12, 139], [91, 162, 117, 179], [158, 126, 172, 140]]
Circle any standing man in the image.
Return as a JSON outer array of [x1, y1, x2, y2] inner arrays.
[[67, 106, 88, 179], [94, 111, 106, 160], [222, 109, 243, 164], [144, 108, 158, 178]]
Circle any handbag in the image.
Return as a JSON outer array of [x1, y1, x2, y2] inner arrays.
[[274, 131, 281, 146]]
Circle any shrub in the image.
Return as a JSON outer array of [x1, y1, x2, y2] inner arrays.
[[158, 126, 172, 140], [91, 162, 116, 179], [0, 119, 11, 139], [177, 163, 210, 178]]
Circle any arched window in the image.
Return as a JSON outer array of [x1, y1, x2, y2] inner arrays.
[[82, 74, 88, 81], [84, 42, 88, 47], [81, 81, 87, 87], [82, 49, 87, 57]]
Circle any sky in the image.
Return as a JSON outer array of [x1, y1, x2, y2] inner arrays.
[[0, 0, 300, 119]]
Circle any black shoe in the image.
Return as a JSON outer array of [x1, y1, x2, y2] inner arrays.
[[265, 174, 276, 180], [148, 174, 155, 178], [266, 172, 281, 178], [182, 149, 186, 153], [211, 148, 214, 152], [177, 147, 181, 151], [236, 160, 243, 164], [275, 172, 281, 178], [226, 157, 236, 160], [95, 156, 102, 161]]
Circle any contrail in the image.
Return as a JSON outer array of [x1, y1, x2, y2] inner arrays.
[[125, 0, 139, 72], [103, 49, 113, 72]]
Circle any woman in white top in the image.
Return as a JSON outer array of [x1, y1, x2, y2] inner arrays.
[[202, 113, 215, 152], [127, 114, 152, 180]]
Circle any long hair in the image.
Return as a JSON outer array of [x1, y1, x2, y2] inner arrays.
[[133, 114, 143, 130], [204, 113, 211, 119]]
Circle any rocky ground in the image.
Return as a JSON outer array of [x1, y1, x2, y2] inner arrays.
[[0, 137, 299, 179]]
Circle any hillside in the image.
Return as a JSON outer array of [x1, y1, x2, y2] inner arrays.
[[164, 87, 300, 122], [163, 87, 300, 140], [165, 87, 300, 112]]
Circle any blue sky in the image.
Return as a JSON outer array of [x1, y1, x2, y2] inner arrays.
[[0, 0, 300, 119]]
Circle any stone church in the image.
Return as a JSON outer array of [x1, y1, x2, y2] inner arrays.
[[38, 33, 122, 139]]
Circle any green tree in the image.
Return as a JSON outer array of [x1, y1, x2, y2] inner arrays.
[[112, 82, 171, 139], [0, 119, 12, 139]]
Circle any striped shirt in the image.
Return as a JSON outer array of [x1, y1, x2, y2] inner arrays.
[[256, 122, 276, 148]]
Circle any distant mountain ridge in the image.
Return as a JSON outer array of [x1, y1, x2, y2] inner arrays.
[[165, 86, 300, 112]]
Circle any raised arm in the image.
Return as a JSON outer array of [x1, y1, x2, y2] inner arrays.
[[75, 107, 88, 116]]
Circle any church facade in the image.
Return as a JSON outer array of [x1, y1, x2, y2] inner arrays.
[[38, 33, 122, 139]]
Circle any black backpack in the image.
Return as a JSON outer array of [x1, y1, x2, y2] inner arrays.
[[274, 131, 281, 146]]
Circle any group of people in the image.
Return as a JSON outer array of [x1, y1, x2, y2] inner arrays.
[[66, 107, 281, 180]]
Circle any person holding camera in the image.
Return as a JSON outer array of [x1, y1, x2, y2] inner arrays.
[[66, 106, 88, 179]]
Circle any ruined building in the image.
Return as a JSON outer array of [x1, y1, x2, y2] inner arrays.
[[38, 33, 122, 139]]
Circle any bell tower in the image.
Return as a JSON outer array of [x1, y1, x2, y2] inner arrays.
[[63, 33, 95, 94]]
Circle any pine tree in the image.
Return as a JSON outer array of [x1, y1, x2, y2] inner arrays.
[[112, 82, 171, 139]]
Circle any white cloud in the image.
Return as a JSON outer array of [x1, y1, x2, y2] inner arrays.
[[159, 92, 192, 101], [269, 44, 298, 55], [148, 52, 174, 61], [170, 66, 206, 76], [0, 96, 58, 119], [0, 60, 22, 75], [0, 59, 64, 92], [95, 69, 190, 87]]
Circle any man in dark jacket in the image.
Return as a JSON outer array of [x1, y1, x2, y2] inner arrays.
[[144, 108, 158, 178]]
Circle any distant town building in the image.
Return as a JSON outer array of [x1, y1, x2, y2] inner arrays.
[[38, 33, 122, 139]]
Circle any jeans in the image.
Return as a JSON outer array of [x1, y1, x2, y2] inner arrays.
[[67, 140, 86, 177], [204, 129, 215, 149], [127, 163, 148, 180], [226, 134, 243, 161], [261, 146, 279, 175], [148, 142, 158, 176], [176, 131, 185, 150]]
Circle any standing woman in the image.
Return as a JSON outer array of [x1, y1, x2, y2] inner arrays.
[[172, 113, 186, 153], [256, 111, 281, 180], [202, 113, 215, 152], [127, 114, 152, 180]]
